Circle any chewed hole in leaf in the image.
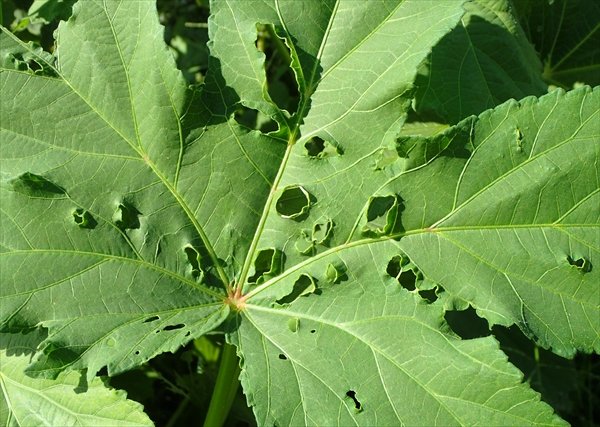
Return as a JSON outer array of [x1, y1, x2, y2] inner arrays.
[[419, 287, 439, 304], [10, 172, 66, 198], [162, 324, 185, 332], [304, 137, 343, 158], [143, 316, 160, 323], [362, 195, 401, 236], [278, 353, 287, 360], [72, 209, 97, 229], [276, 185, 313, 220], [386, 256, 421, 291], [295, 219, 334, 255], [345, 390, 362, 411], [312, 219, 333, 245], [113, 202, 141, 231], [234, 106, 278, 133], [567, 256, 592, 273], [256, 23, 299, 114], [185, 245, 206, 280], [249, 248, 284, 284], [326, 262, 348, 284], [7, 47, 58, 77], [445, 306, 490, 339], [276, 274, 318, 305]]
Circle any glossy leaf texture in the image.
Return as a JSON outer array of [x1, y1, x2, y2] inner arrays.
[[0, 0, 598, 426], [0, 331, 152, 426]]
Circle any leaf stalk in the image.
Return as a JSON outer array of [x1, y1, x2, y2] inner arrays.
[[203, 343, 241, 427]]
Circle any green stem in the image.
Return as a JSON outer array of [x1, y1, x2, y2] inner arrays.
[[203, 343, 241, 427]]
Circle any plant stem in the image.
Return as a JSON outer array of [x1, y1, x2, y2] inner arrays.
[[203, 343, 241, 427]]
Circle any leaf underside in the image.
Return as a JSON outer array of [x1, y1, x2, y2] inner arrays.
[[0, 0, 597, 425]]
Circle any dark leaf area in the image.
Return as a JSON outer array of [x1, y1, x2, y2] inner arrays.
[[514, 0, 600, 87], [109, 338, 256, 427]]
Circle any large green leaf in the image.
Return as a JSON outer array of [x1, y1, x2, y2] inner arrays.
[[1, 0, 598, 426], [0, 0, 286, 379], [236, 85, 597, 425], [0, 331, 152, 426]]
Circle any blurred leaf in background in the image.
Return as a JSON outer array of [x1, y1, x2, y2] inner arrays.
[[513, 0, 600, 88]]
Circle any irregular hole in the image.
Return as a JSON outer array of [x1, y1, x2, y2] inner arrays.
[[249, 248, 284, 284], [10, 172, 66, 198], [326, 262, 348, 285], [185, 245, 205, 281], [113, 202, 141, 231], [162, 324, 185, 331], [6, 47, 58, 77], [278, 353, 287, 360], [72, 208, 97, 229], [234, 106, 278, 133], [386, 256, 420, 291], [276, 185, 313, 220], [256, 23, 299, 114], [445, 306, 490, 339], [567, 256, 592, 273], [304, 137, 343, 158], [134, 350, 140, 355], [295, 219, 334, 255], [362, 195, 401, 236], [312, 219, 333, 245], [310, 329, 316, 334], [143, 316, 160, 323], [276, 274, 317, 305], [419, 287, 439, 304], [345, 390, 362, 411]]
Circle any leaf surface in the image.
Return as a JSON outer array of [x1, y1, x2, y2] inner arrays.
[[1, 1, 598, 426], [413, 0, 547, 123], [0, 0, 284, 378], [236, 86, 597, 425], [0, 331, 152, 426]]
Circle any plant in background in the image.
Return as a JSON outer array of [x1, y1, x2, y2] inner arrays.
[[1, 0, 598, 426]]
